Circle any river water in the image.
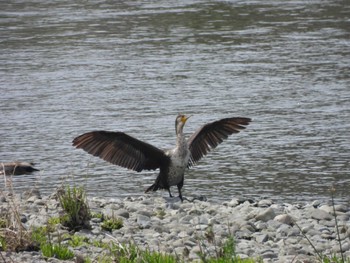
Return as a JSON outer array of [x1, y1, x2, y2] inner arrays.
[[1, 0, 349, 204]]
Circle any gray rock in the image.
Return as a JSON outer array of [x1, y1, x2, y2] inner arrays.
[[333, 241, 350, 253], [26, 195, 39, 203], [258, 199, 273, 207], [254, 221, 268, 230], [274, 214, 294, 225], [20, 214, 28, 223], [276, 224, 291, 237], [311, 200, 321, 207], [115, 209, 130, 218], [190, 215, 209, 225], [261, 249, 278, 259], [319, 205, 334, 214], [137, 214, 151, 228], [235, 230, 252, 240], [336, 214, 350, 221], [137, 209, 153, 217], [310, 208, 333, 221], [255, 207, 276, 222], [34, 199, 46, 206], [254, 233, 269, 243], [321, 219, 336, 227], [334, 204, 348, 213]]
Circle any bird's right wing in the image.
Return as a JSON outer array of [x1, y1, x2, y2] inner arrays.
[[72, 131, 170, 172]]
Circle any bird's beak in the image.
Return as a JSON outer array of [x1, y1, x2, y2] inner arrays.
[[182, 115, 191, 123]]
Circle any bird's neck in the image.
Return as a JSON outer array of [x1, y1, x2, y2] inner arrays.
[[176, 130, 188, 153]]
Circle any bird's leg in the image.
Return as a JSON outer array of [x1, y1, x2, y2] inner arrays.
[[167, 188, 173, 197], [177, 185, 184, 202]]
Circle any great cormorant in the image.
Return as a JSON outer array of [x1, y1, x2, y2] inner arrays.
[[72, 114, 251, 201], [0, 162, 39, 175]]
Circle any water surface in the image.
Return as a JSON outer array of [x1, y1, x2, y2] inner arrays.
[[1, 0, 349, 204]]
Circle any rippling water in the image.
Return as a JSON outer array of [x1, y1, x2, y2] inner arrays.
[[1, 0, 349, 204]]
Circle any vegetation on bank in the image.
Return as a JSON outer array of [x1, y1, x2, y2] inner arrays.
[[0, 182, 348, 263]]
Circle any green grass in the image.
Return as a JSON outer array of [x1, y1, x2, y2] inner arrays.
[[57, 185, 91, 231], [31, 226, 48, 246], [66, 234, 90, 247], [101, 217, 124, 232], [41, 243, 74, 260]]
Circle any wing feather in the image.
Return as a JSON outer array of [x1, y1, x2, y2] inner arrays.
[[187, 117, 251, 167], [72, 131, 169, 172]]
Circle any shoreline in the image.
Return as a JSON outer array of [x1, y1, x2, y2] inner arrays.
[[1, 188, 349, 262]]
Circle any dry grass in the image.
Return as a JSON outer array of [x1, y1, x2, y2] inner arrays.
[[0, 176, 40, 257]]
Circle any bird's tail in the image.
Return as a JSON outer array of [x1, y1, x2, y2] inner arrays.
[[145, 183, 159, 193]]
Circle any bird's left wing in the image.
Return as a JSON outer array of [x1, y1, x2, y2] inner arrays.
[[72, 131, 170, 172], [187, 117, 251, 167]]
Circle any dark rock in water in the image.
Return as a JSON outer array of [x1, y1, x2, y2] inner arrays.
[[0, 162, 39, 175]]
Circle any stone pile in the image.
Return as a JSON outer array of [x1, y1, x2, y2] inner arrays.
[[1, 190, 349, 262]]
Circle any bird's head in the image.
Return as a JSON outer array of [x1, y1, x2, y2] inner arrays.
[[175, 114, 190, 135]]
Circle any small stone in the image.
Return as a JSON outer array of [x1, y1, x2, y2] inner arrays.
[[310, 208, 333, 221], [258, 199, 273, 207], [274, 214, 294, 225], [20, 214, 27, 223], [137, 210, 153, 217], [190, 215, 209, 225], [321, 219, 335, 227], [91, 217, 102, 223], [337, 214, 350, 221], [319, 205, 334, 214], [276, 224, 291, 237], [261, 249, 278, 259], [235, 230, 252, 240], [321, 233, 335, 240], [137, 215, 151, 228], [311, 200, 321, 207], [179, 215, 192, 224], [334, 204, 348, 213], [26, 196, 38, 203], [116, 209, 130, 218], [255, 207, 276, 222], [178, 231, 188, 238], [195, 224, 207, 231], [254, 222, 267, 230], [34, 199, 46, 206], [75, 252, 85, 263], [254, 233, 269, 243], [227, 199, 240, 207], [332, 242, 350, 253]]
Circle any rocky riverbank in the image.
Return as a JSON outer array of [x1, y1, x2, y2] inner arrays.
[[1, 189, 349, 263]]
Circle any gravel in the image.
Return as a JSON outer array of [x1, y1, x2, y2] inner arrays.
[[1, 189, 349, 262]]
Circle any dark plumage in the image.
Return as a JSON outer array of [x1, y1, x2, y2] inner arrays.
[[0, 162, 39, 175], [72, 114, 251, 201]]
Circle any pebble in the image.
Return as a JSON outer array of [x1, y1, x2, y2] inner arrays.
[[310, 208, 334, 221], [255, 207, 276, 222], [1, 190, 349, 263], [274, 214, 294, 225]]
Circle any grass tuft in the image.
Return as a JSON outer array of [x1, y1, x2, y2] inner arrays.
[[41, 243, 74, 260], [101, 217, 124, 232], [57, 185, 91, 231]]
